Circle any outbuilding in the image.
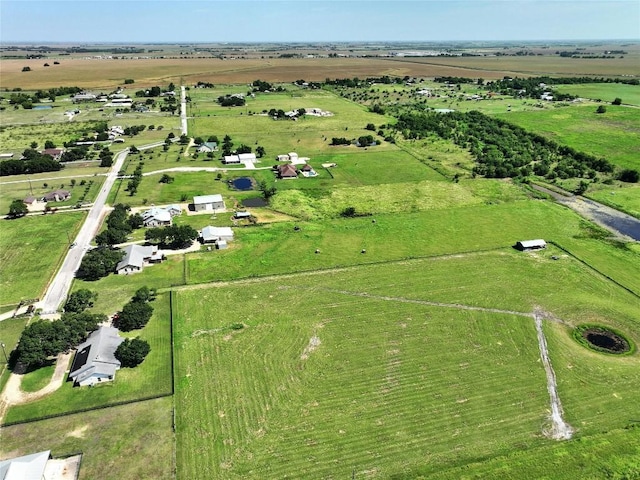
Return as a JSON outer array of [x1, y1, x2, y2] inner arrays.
[[193, 194, 225, 212], [201, 226, 234, 248], [223, 155, 241, 164], [515, 239, 547, 251]]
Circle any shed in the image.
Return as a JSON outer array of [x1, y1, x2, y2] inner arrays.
[[201, 226, 234, 244], [193, 194, 225, 212], [234, 211, 252, 219], [515, 239, 547, 251], [68, 326, 124, 386]]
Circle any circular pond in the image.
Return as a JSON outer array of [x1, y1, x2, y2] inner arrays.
[[576, 325, 632, 355], [231, 177, 254, 191]]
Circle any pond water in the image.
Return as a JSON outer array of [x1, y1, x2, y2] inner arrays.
[[242, 197, 268, 207], [232, 177, 253, 190], [33, 105, 53, 110]]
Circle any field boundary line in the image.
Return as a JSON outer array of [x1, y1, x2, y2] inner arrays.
[[549, 240, 640, 299], [166, 246, 507, 293]]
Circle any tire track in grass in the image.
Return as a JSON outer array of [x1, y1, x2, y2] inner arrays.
[[319, 288, 574, 441], [533, 308, 573, 440]]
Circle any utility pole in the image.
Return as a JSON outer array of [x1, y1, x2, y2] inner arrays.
[[0, 343, 8, 363]]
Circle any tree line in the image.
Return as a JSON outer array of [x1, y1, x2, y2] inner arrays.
[[394, 110, 614, 180]]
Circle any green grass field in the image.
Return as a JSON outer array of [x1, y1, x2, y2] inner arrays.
[[0, 212, 86, 306], [173, 249, 640, 479], [0, 396, 174, 480], [185, 200, 593, 286], [4, 293, 173, 424], [495, 104, 640, 170], [553, 83, 640, 106], [587, 185, 640, 220], [0, 175, 105, 213]]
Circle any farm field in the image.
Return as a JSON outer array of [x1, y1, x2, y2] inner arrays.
[[0, 57, 526, 91], [494, 104, 640, 170], [173, 249, 640, 479], [0, 396, 174, 480], [0, 212, 85, 306], [4, 293, 173, 424], [554, 82, 640, 106]]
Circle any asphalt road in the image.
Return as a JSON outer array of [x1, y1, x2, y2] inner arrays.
[[180, 86, 188, 135], [38, 149, 130, 315]]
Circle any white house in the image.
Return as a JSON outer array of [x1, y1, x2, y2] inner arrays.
[[142, 207, 172, 227], [116, 244, 163, 274], [238, 153, 256, 162], [68, 326, 124, 387], [193, 194, 225, 212]]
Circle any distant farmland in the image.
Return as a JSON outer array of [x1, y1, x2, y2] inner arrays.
[[173, 248, 640, 479]]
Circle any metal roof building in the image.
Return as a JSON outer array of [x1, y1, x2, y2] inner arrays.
[[515, 239, 547, 251], [68, 326, 124, 387]]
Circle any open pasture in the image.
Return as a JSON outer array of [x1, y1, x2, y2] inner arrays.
[[553, 82, 640, 106], [587, 185, 640, 220], [0, 396, 174, 480], [174, 249, 640, 479], [0, 212, 85, 306], [495, 104, 640, 170], [0, 120, 105, 153], [186, 200, 593, 285], [4, 293, 173, 424]]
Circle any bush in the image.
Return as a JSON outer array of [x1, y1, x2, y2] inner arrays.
[[612, 97, 622, 105], [619, 169, 639, 183], [115, 338, 150, 367], [596, 105, 607, 114]]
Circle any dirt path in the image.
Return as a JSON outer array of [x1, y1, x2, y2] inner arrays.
[[533, 309, 573, 440], [0, 352, 72, 423]]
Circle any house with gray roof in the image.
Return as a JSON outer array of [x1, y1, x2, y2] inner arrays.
[[68, 326, 124, 387], [116, 244, 164, 275], [142, 207, 172, 227], [42, 189, 71, 202], [198, 142, 218, 153], [0, 451, 51, 480]]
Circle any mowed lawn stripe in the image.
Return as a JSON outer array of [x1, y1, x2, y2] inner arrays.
[[175, 284, 551, 479]]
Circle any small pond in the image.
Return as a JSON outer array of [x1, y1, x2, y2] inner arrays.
[[231, 177, 254, 191], [33, 105, 53, 110], [242, 197, 268, 207]]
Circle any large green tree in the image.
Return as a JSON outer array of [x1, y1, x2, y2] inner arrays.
[[64, 289, 98, 313], [8, 199, 28, 218], [116, 299, 154, 331], [115, 338, 151, 367]]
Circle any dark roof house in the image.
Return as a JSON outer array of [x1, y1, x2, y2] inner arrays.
[[68, 326, 124, 387], [42, 189, 71, 202], [277, 163, 298, 179]]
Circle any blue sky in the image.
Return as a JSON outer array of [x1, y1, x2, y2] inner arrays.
[[1, 1, 638, 43]]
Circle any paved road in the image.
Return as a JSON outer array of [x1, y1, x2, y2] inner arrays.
[[36, 141, 168, 316], [180, 86, 188, 135], [38, 149, 130, 315]]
